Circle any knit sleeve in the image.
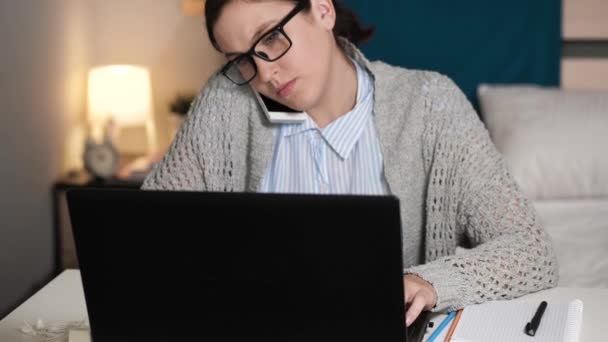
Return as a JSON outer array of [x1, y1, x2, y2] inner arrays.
[[140, 91, 206, 191], [405, 74, 559, 312], [141, 73, 252, 192], [140, 73, 234, 191]]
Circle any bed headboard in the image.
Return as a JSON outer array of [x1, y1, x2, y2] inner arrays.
[[344, 0, 562, 116]]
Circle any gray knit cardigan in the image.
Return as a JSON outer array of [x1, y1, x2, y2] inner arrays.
[[142, 38, 559, 312]]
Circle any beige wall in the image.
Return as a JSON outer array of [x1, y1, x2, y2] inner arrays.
[[562, 59, 608, 91], [0, 0, 88, 318], [563, 0, 608, 39]]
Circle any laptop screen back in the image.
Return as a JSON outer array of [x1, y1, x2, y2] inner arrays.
[[68, 189, 405, 341]]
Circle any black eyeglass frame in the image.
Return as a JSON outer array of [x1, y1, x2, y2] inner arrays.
[[220, 1, 307, 86]]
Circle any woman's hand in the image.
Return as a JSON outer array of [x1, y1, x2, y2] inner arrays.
[[403, 274, 437, 327]]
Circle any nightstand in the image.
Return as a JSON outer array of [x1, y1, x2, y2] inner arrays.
[[52, 170, 143, 275]]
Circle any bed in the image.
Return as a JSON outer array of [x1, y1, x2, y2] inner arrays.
[[534, 199, 608, 288], [478, 84, 608, 289]]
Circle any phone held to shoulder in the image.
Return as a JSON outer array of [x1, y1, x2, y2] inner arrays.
[[252, 89, 307, 124]]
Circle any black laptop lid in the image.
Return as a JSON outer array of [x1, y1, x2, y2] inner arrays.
[[67, 189, 405, 341]]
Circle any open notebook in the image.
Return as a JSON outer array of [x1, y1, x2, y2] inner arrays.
[[450, 299, 583, 342]]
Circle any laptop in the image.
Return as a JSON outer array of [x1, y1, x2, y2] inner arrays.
[[67, 189, 409, 341]]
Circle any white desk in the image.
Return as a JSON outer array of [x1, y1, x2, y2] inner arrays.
[[1, 270, 606, 341], [0, 270, 88, 342]]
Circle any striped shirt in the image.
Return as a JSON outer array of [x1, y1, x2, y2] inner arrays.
[[259, 59, 389, 195]]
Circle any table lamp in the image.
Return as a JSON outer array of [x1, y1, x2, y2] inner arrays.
[[85, 65, 156, 179]]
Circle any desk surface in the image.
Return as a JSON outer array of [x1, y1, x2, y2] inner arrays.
[[1, 270, 606, 341]]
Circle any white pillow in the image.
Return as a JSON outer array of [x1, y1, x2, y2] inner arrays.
[[477, 84, 608, 200]]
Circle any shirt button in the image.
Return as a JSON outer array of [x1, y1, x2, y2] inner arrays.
[[320, 184, 329, 193]]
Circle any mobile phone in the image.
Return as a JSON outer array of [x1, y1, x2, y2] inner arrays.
[[252, 90, 307, 124]]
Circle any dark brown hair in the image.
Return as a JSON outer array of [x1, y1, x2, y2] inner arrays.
[[205, 0, 374, 52]]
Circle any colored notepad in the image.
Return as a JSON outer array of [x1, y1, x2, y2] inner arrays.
[[450, 299, 583, 342]]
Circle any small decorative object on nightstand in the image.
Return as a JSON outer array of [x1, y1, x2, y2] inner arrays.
[[83, 135, 120, 180]]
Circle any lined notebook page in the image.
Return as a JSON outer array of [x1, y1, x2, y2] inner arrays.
[[451, 299, 583, 342]]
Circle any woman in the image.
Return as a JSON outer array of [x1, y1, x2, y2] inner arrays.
[[142, 0, 558, 327]]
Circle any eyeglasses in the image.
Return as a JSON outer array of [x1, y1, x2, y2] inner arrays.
[[220, 2, 306, 86]]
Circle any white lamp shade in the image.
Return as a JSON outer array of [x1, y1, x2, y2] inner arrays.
[[88, 65, 152, 127]]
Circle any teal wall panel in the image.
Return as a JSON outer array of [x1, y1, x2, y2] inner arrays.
[[343, 0, 561, 113]]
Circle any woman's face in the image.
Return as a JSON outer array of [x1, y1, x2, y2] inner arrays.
[[213, 0, 337, 112]]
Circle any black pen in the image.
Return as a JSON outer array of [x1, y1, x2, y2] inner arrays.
[[525, 301, 548, 336]]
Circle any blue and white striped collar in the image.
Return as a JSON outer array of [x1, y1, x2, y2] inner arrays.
[[282, 59, 374, 160]]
